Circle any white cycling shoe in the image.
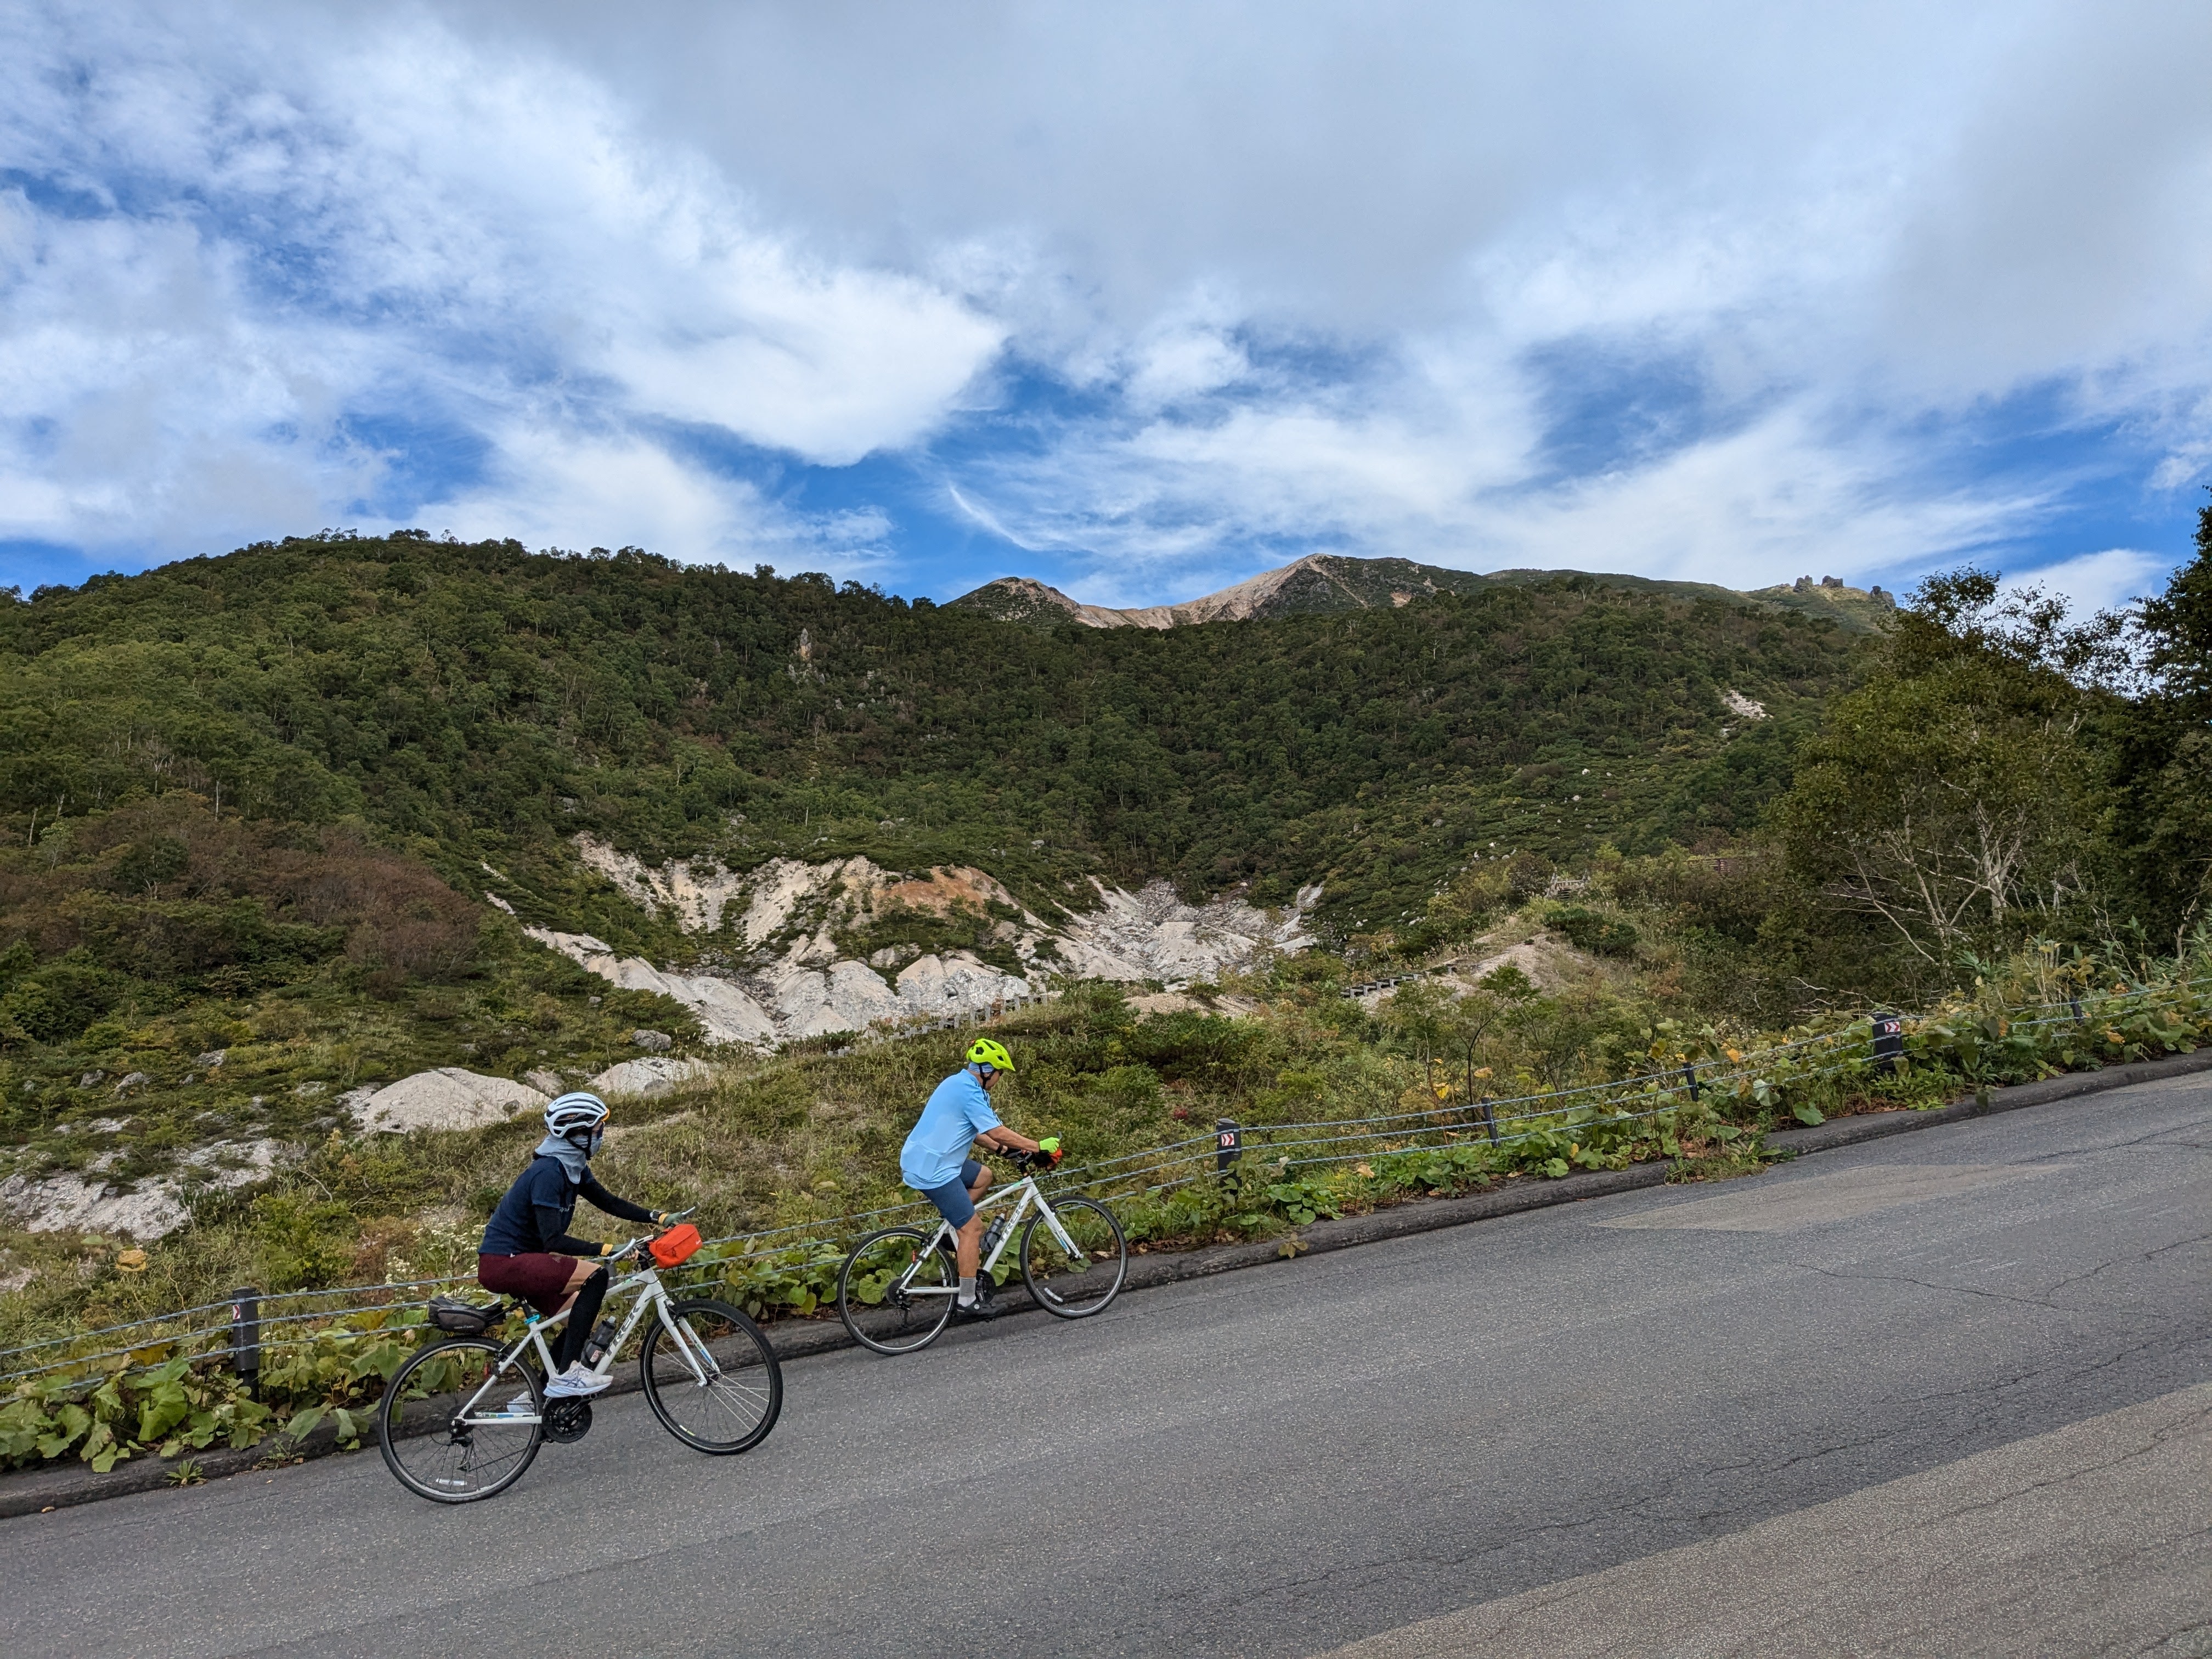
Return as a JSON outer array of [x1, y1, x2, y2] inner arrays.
[[543, 1362, 612, 1400]]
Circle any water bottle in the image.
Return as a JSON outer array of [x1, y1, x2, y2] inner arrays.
[[980, 1216, 1006, 1261], [582, 1316, 619, 1369]]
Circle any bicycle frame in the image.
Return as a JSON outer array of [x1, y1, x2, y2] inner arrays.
[[449, 1260, 721, 1427], [891, 1173, 1087, 1298]]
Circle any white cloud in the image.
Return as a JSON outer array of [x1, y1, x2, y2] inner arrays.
[[0, 4, 1004, 566], [2010, 548, 2172, 618], [4, 1, 2210, 602]]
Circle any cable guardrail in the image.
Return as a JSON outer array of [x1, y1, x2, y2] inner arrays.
[[5, 974, 2203, 1387]]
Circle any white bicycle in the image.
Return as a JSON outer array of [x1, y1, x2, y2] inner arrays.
[[836, 1152, 1128, 1355], [376, 1224, 781, 1503]]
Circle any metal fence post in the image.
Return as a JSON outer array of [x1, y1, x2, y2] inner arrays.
[[1215, 1118, 1242, 1195], [1681, 1063, 1701, 1102], [229, 1287, 261, 1395], [1871, 1013, 1904, 1076]]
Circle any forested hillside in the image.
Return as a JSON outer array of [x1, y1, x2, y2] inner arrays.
[[0, 533, 1859, 946]]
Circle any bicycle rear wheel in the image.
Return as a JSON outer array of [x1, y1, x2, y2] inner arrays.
[[1020, 1196, 1127, 1318], [838, 1227, 957, 1355], [377, 1336, 544, 1503], [641, 1297, 783, 1454]]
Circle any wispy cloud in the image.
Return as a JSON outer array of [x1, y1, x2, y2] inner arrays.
[[3, 1, 2209, 604]]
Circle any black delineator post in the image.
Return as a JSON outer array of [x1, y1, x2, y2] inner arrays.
[[1872, 1014, 1905, 1076], [229, 1287, 262, 1396], [1478, 1096, 1499, 1146], [1681, 1063, 1702, 1102], [1215, 1119, 1242, 1195]]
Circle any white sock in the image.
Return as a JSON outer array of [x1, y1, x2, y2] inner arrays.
[[958, 1276, 976, 1307]]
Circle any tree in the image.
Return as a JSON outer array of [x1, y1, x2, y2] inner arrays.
[[1770, 571, 2113, 973], [2111, 498, 2212, 943]]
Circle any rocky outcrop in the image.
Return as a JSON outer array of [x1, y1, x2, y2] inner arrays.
[[529, 848, 1316, 1049], [589, 1057, 717, 1099], [0, 1138, 287, 1241], [1057, 880, 1319, 983], [356, 1069, 549, 1135]]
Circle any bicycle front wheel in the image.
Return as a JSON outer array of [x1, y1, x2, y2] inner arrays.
[[377, 1336, 544, 1504], [838, 1227, 957, 1356], [641, 1298, 783, 1454], [1020, 1196, 1127, 1318]]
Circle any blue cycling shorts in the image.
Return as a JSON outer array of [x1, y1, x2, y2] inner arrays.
[[916, 1159, 985, 1228]]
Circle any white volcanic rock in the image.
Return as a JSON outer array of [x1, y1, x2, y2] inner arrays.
[[529, 850, 1316, 1043], [589, 1057, 718, 1099], [1056, 880, 1318, 987], [575, 836, 751, 933], [357, 1069, 549, 1135], [774, 960, 906, 1040], [895, 952, 1031, 1017], [0, 1172, 190, 1239], [526, 930, 780, 1048], [0, 1139, 288, 1241]]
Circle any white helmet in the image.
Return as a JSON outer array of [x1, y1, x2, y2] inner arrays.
[[545, 1091, 611, 1142]]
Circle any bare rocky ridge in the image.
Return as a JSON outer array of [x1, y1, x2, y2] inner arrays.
[[951, 552, 1892, 634]]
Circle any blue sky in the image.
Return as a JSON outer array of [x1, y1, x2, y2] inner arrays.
[[3, 2, 2210, 616]]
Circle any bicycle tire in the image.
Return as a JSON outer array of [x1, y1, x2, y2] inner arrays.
[[377, 1335, 544, 1503], [1019, 1195, 1127, 1318], [641, 1297, 783, 1454], [837, 1226, 957, 1356]]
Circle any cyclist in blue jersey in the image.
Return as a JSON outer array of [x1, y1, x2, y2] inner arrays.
[[900, 1037, 1045, 1319]]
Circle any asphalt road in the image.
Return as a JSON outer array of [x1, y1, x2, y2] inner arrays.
[[6, 1074, 2208, 1658]]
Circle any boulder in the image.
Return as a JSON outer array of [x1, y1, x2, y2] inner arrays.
[[522, 1068, 566, 1096], [589, 1057, 717, 1100], [0, 1172, 189, 1240], [356, 1069, 550, 1135], [631, 1028, 674, 1052]]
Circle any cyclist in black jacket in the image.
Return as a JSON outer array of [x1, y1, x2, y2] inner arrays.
[[478, 1092, 674, 1398]]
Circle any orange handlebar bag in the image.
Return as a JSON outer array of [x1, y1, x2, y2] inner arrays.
[[650, 1223, 702, 1267]]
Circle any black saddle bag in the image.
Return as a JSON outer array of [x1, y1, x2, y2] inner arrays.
[[427, 1294, 505, 1335]]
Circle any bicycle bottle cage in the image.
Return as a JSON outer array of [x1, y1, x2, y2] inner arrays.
[[426, 1294, 504, 1334], [649, 1223, 702, 1268]]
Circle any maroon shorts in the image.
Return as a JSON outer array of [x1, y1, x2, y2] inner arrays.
[[477, 1252, 578, 1314]]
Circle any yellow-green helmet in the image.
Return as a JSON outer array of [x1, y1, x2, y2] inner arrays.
[[965, 1036, 1015, 1073]]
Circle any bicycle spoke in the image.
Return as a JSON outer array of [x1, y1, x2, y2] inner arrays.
[[838, 1227, 957, 1356], [1020, 1196, 1127, 1319], [377, 1336, 544, 1503], [642, 1298, 782, 1454]]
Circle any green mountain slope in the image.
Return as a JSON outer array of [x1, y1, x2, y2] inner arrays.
[[2, 533, 1864, 940]]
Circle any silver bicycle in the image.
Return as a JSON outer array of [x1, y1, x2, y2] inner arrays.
[[376, 1229, 781, 1503], [836, 1153, 1128, 1355]]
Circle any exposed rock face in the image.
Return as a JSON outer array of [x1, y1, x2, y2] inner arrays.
[[949, 555, 1493, 630], [0, 1171, 189, 1239], [1056, 880, 1319, 983], [532, 848, 1316, 1049], [0, 1138, 287, 1240], [357, 1069, 550, 1135], [589, 1057, 716, 1099]]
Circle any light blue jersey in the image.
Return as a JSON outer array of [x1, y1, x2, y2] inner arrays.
[[900, 1070, 1002, 1189]]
